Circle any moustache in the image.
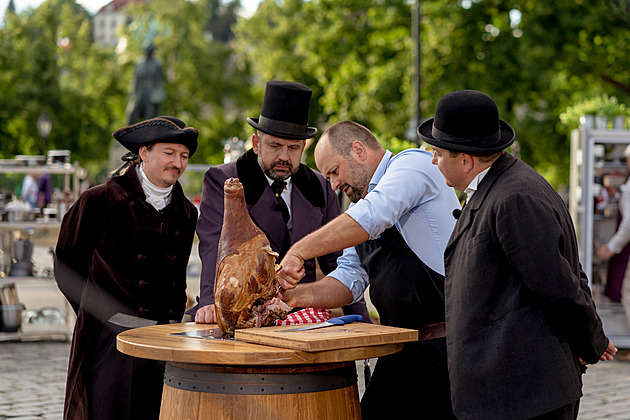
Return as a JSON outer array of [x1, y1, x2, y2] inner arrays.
[[272, 160, 293, 170]]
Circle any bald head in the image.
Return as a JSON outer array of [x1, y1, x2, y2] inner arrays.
[[316, 121, 382, 159], [315, 121, 385, 203]]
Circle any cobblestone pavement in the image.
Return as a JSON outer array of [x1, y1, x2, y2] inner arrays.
[[1, 340, 630, 419]]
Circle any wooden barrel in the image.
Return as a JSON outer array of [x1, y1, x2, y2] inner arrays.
[[160, 361, 361, 420]]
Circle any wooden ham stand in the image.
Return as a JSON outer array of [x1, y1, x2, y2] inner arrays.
[[117, 322, 408, 420]]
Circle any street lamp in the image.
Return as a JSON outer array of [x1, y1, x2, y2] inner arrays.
[[37, 111, 52, 155]]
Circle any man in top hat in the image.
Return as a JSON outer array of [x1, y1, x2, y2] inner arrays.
[[54, 116, 199, 420], [277, 120, 460, 419], [419, 90, 617, 419], [190, 80, 371, 325]]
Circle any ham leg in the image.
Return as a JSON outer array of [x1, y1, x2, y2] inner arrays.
[[214, 178, 289, 337]]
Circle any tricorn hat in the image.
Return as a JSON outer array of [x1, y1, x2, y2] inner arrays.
[[113, 116, 199, 156], [418, 90, 515, 153], [247, 81, 317, 140]]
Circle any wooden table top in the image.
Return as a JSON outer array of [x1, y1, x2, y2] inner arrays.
[[117, 322, 404, 366]]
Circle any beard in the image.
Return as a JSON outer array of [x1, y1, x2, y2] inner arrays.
[[341, 161, 370, 203], [257, 155, 297, 181]]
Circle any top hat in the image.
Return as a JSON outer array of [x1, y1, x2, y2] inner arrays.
[[247, 81, 317, 140], [417, 90, 515, 153], [113, 116, 199, 156]]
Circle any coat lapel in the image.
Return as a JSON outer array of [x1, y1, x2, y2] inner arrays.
[[446, 153, 517, 251], [235, 147, 327, 251], [290, 185, 324, 241]]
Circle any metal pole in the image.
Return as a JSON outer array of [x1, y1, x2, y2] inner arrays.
[[412, 0, 421, 127]]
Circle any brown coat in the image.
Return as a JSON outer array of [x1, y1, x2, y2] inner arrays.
[[54, 165, 197, 419]]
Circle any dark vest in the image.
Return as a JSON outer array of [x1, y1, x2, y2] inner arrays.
[[355, 226, 446, 329]]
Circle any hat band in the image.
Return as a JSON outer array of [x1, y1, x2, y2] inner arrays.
[[432, 125, 501, 146], [258, 115, 306, 136]]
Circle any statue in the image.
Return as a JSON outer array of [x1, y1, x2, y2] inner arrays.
[[127, 43, 166, 125]]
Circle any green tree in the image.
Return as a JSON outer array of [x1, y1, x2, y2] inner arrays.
[[236, 0, 630, 187], [234, 0, 417, 167], [120, 0, 255, 164], [420, 0, 630, 187], [0, 0, 129, 179]]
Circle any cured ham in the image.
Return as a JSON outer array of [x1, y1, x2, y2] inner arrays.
[[214, 178, 289, 337]]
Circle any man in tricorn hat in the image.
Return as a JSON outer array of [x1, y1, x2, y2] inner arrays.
[[54, 116, 199, 420], [420, 89, 617, 419], [190, 80, 371, 325]]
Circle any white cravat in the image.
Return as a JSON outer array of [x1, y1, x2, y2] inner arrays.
[[136, 164, 173, 211]]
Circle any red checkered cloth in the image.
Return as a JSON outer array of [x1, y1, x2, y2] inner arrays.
[[275, 308, 332, 326]]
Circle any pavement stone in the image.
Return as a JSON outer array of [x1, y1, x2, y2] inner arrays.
[[1, 340, 630, 419]]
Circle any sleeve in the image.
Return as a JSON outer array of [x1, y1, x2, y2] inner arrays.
[[498, 193, 609, 363], [607, 184, 630, 253], [53, 189, 104, 314], [195, 168, 227, 308], [316, 178, 343, 276], [345, 151, 439, 239], [326, 246, 370, 304]]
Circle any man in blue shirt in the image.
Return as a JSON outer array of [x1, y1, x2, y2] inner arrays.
[[278, 120, 460, 419]]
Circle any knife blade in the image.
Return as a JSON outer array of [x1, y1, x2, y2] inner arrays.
[[278, 314, 363, 332]]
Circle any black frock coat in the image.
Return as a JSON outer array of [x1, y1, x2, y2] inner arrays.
[[54, 165, 197, 419]]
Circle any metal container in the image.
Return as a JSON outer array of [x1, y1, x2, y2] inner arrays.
[[15, 155, 45, 166], [0, 282, 19, 305], [0, 303, 25, 332], [47, 150, 71, 165]]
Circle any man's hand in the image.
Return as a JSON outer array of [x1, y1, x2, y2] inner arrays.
[[278, 252, 306, 290], [194, 304, 217, 324], [279, 287, 300, 308], [579, 340, 618, 365], [599, 339, 618, 361], [278, 276, 354, 310]]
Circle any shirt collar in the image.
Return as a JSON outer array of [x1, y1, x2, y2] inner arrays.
[[368, 150, 394, 193], [265, 174, 292, 189], [464, 166, 491, 203]]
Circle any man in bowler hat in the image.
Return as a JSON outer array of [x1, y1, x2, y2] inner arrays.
[[420, 89, 617, 419], [54, 116, 199, 419], [190, 80, 370, 324]]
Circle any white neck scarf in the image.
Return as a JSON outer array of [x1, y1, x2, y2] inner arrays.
[[136, 164, 173, 211]]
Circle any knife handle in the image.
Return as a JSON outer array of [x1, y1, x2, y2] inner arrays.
[[328, 314, 363, 325]]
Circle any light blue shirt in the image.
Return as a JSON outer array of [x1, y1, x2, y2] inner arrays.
[[328, 149, 460, 303]]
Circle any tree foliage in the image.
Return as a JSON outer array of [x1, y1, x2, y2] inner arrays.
[[2, 0, 630, 189], [234, 0, 418, 166]]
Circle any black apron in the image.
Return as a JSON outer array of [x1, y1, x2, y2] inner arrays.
[[356, 226, 455, 419]]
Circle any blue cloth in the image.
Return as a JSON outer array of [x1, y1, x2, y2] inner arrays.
[[328, 149, 460, 303]]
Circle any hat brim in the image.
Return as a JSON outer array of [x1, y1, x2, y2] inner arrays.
[[418, 118, 515, 154], [247, 118, 317, 140]]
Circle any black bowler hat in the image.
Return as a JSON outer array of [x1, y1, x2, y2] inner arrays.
[[113, 116, 199, 156], [418, 90, 515, 153], [247, 81, 317, 140]]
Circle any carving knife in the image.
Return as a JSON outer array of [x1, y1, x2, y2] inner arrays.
[[279, 314, 363, 332]]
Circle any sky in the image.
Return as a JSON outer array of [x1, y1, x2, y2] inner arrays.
[[1, 0, 261, 15]]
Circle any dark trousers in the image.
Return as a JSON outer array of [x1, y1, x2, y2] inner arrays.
[[87, 322, 165, 420], [360, 337, 455, 420], [530, 400, 580, 420]]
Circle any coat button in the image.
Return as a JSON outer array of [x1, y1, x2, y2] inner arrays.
[[139, 280, 145, 286], [168, 309, 175, 315], [138, 307, 145, 313], [137, 254, 143, 260]]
